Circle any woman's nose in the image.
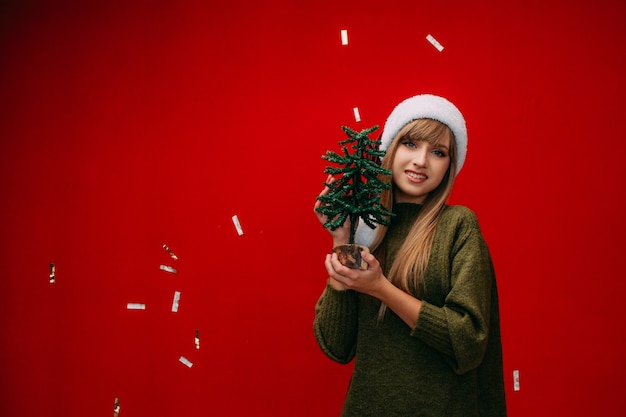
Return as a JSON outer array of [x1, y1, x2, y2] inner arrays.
[[412, 149, 428, 167]]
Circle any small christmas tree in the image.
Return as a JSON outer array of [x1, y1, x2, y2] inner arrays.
[[316, 125, 394, 249]]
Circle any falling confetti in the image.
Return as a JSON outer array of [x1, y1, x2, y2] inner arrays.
[[179, 356, 193, 368], [113, 398, 120, 417], [171, 291, 181, 312], [160, 265, 177, 274], [162, 244, 178, 260], [341, 29, 348, 45], [232, 215, 244, 236], [426, 34, 444, 52]]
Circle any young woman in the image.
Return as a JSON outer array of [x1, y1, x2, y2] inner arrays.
[[313, 94, 507, 416]]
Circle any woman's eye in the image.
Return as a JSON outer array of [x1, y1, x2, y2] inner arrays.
[[432, 149, 446, 157], [402, 141, 417, 148]]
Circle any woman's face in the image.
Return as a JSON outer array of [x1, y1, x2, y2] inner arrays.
[[391, 132, 451, 204]]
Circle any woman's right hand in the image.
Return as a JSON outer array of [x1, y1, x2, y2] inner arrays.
[[314, 175, 351, 247]]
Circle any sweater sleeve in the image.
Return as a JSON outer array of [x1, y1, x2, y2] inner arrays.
[[410, 208, 494, 375], [313, 282, 358, 364]]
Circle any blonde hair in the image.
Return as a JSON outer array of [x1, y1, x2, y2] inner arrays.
[[372, 119, 458, 317]]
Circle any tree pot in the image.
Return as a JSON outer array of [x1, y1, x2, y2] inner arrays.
[[333, 244, 369, 270]]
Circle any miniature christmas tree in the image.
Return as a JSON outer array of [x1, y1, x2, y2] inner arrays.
[[316, 125, 394, 267]]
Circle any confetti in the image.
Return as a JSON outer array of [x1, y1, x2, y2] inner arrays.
[[127, 303, 146, 310], [49, 262, 55, 284], [195, 329, 200, 350], [162, 244, 178, 260], [513, 370, 520, 391], [113, 398, 120, 417], [341, 29, 348, 45], [426, 34, 444, 52], [179, 356, 193, 368], [160, 265, 177, 274], [171, 291, 181, 312], [353, 107, 361, 122], [232, 215, 244, 236]]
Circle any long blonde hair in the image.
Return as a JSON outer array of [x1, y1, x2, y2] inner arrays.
[[372, 119, 457, 313]]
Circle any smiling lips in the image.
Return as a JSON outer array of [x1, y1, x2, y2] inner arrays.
[[405, 170, 427, 183]]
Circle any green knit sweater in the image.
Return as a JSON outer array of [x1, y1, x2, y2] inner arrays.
[[314, 204, 507, 417]]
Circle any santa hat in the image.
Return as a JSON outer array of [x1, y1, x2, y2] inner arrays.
[[354, 94, 468, 248], [380, 94, 467, 171]]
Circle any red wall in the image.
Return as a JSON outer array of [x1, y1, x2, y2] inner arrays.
[[1, 1, 625, 416]]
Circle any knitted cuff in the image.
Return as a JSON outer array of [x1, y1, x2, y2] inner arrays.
[[317, 281, 357, 322], [411, 301, 455, 358], [313, 282, 358, 364]]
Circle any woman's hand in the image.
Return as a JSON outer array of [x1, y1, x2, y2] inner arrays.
[[325, 251, 424, 329], [314, 175, 350, 247], [324, 251, 386, 296]]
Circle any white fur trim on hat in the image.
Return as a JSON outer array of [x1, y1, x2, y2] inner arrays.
[[380, 94, 468, 173], [354, 94, 468, 249]]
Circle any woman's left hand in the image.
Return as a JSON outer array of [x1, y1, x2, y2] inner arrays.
[[325, 251, 387, 296]]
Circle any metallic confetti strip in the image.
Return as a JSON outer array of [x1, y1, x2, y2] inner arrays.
[[426, 34, 444, 52], [171, 291, 181, 312], [232, 215, 244, 236], [341, 29, 348, 45], [163, 244, 178, 260], [160, 265, 177, 274], [179, 356, 193, 368], [113, 397, 120, 417]]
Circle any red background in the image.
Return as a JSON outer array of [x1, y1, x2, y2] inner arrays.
[[1, 1, 625, 416]]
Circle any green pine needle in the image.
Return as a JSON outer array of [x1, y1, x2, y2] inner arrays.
[[315, 125, 395, 244]]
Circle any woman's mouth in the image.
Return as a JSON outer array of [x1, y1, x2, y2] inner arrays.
[[405, 170, 427, 182]]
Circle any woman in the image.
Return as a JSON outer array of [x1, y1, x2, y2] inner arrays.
[[313, 94, 507, 416]]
